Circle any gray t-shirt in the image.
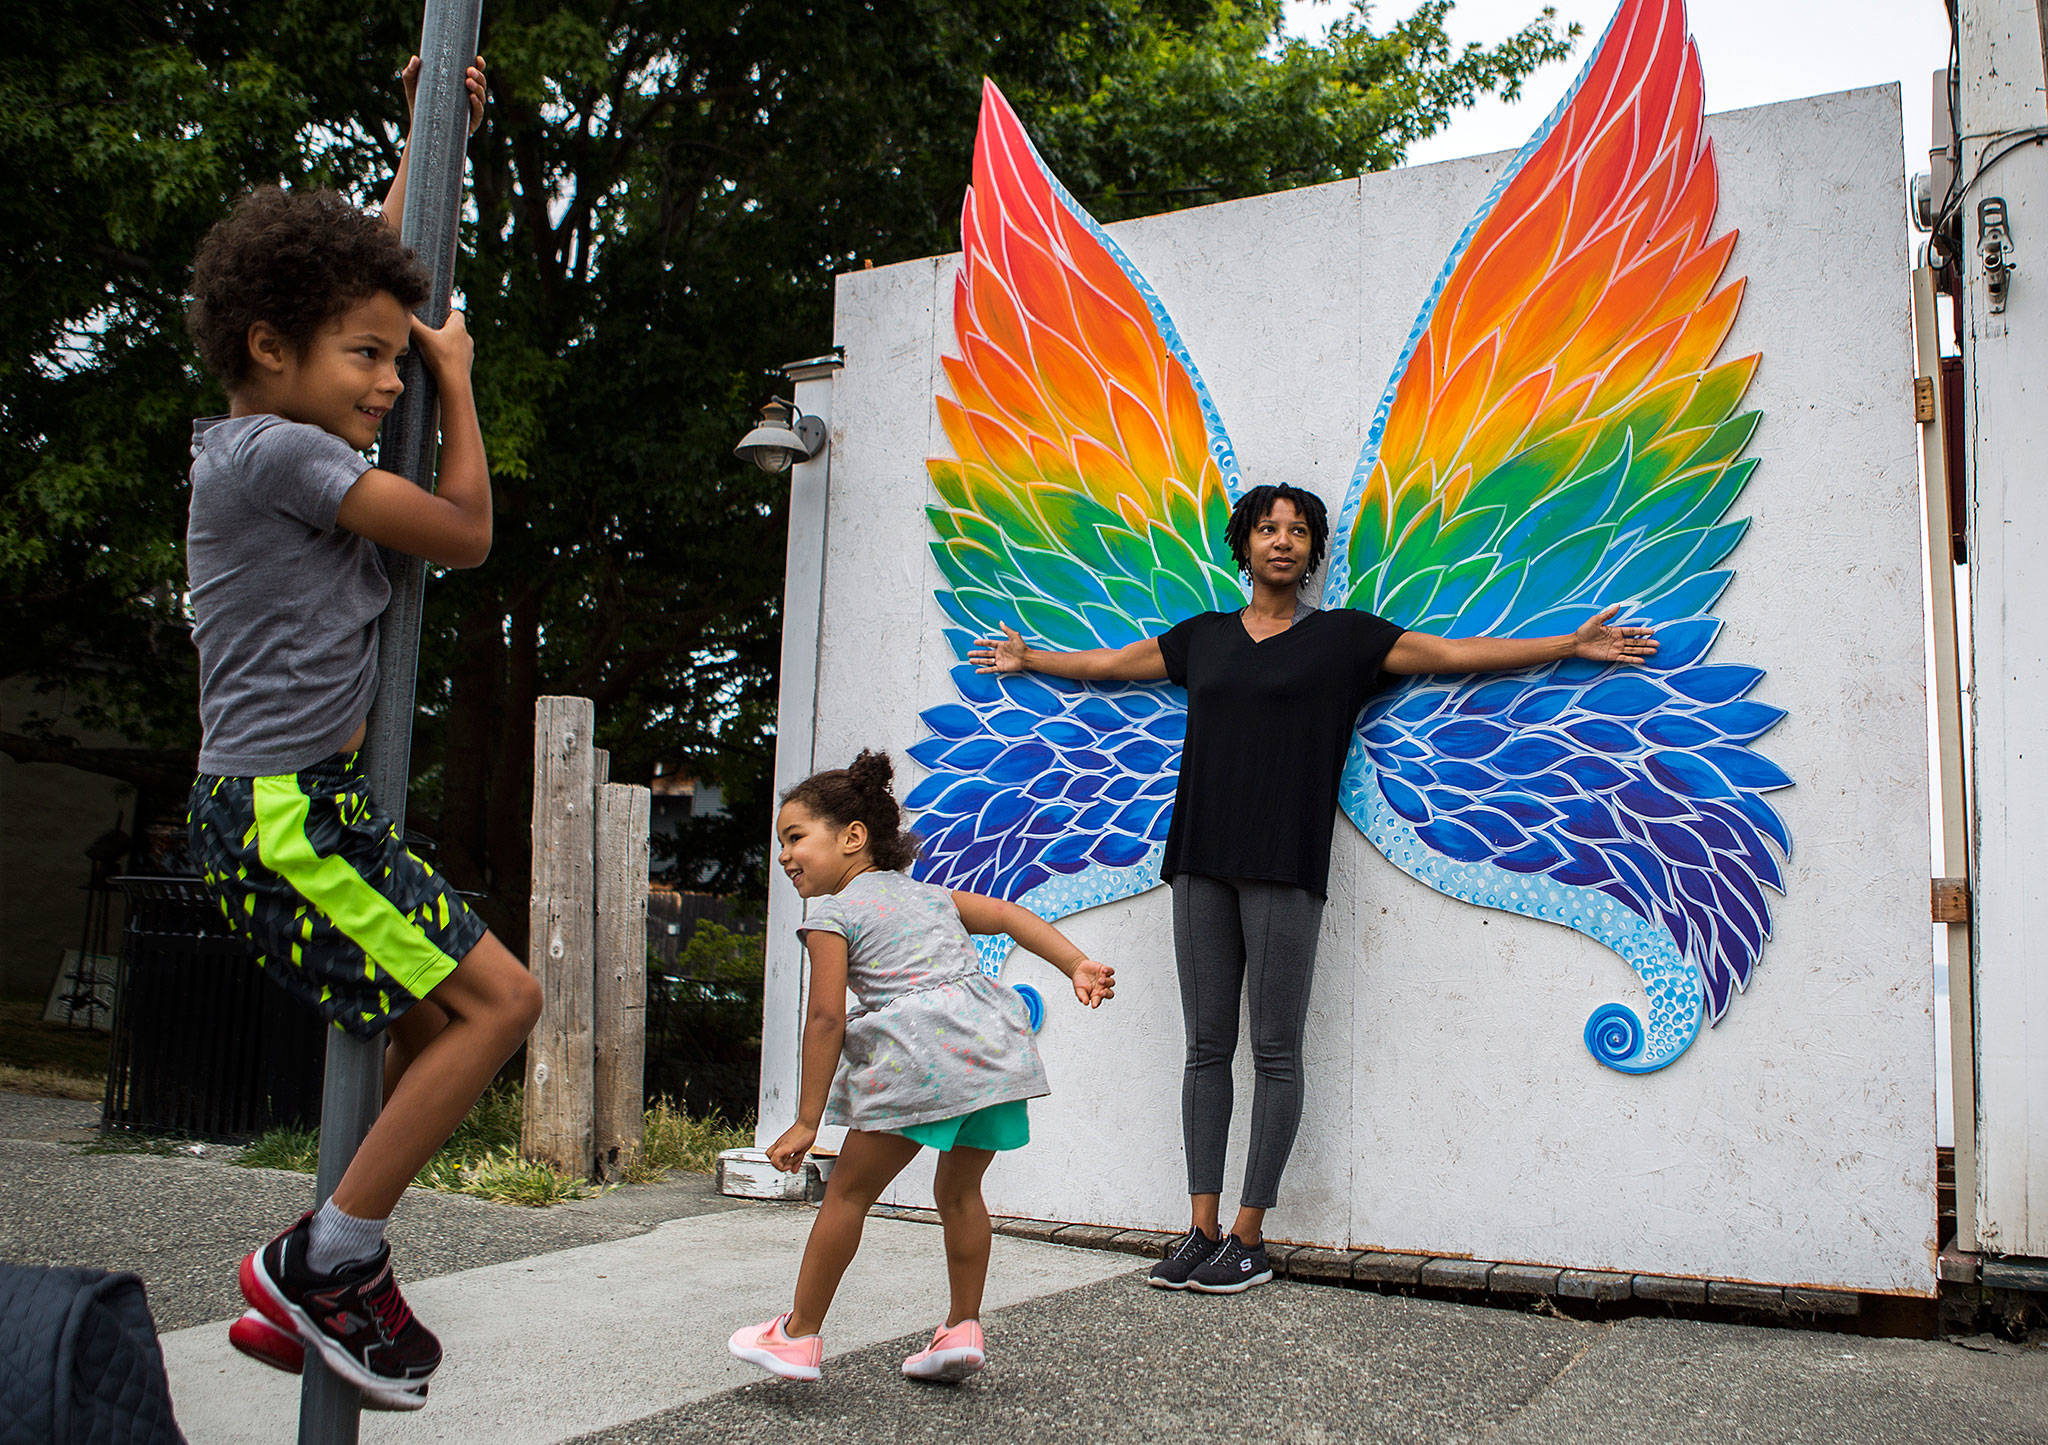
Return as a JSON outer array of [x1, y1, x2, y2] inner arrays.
[[187, 414, 387, 776]]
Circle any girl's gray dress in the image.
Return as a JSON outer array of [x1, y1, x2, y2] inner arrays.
[[799, 870, 1049, 1133]]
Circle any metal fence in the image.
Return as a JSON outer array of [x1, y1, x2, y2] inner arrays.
[[642, 888, 762, 1123], [643, 970, 763, 1125], [97, 874, 763, 1137], [103, 877, 325, 1139]]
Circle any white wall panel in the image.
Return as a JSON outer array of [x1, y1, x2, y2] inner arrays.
[[791, 85, 1933, 1292]]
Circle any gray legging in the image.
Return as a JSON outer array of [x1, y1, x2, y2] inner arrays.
[[1170, 872, 1326, 1210]]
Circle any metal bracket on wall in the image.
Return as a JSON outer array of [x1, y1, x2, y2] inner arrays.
[[1978, 197, 2016, 313]]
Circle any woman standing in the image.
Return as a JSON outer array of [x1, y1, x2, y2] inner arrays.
[[971, 482, 1656, 1293]]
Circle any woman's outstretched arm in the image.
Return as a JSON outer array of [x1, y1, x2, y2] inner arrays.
[[969, 622, 1168, 682], [1383, 603, 1657, 676]]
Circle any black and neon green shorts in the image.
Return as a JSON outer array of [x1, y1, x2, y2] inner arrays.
[[187, 753, 486, 1037]]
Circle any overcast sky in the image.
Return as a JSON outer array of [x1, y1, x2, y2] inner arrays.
[[1282, 0, 1951, 187]]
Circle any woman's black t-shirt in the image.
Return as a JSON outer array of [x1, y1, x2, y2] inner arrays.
[[1157, 606, 1405, 897]]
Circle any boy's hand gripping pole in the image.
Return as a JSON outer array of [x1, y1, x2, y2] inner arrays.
[[300, 2, 482, 1440]]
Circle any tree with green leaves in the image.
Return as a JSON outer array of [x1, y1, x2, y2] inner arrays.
[[2, 0, 1576, 941]]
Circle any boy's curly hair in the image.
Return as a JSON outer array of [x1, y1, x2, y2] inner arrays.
[[187, 185, 428, 386]]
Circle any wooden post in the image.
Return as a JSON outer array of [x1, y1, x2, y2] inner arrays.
[[525, 695, 596, 1173], [1915, 265, 1978, 1250], [593, 782, 651, 1180]]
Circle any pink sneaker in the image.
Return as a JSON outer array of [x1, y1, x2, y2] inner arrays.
[[727, 1312, 822, 1382], [900, 1319, 985, 1382]]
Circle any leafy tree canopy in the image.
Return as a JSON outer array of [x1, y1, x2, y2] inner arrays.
[[1, 0, 1574, 932]]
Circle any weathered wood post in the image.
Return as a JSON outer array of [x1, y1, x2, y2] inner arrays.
[[524, 695, 596, 1172], [593, 782, 651, 1179]]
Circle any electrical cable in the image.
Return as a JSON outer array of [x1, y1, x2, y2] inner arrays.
[[1926, 0, 2048, 266], [1931, 126, 2048, 247]]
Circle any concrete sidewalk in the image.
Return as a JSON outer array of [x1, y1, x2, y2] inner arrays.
[[6, 1093, 2046, 1444], [161, 1209, 1135, 1443]]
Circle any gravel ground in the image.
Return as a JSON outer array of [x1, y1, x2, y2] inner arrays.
[[568, 1270, 1593, 1445], [0, 1093, 744, 1331], [569, 1268, 2048, 1445]]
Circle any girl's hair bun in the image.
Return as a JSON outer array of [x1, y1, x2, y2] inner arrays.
[[846, 748, 897, 800], [783, 749, 920, 872]]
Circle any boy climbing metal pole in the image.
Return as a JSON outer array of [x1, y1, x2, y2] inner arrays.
[[181, 2, 538, 1432]]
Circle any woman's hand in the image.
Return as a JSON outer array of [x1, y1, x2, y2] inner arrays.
[[1571, 604, 1658, 666], [400, 54, 488, 136], [767, 1119, 818, 1173], [970, 623, 1030, 675], [1070, 958, 1116, 1008]]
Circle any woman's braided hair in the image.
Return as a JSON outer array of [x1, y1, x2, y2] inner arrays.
[[783, 749, 921, 872]]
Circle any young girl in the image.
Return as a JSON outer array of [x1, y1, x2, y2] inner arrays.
[[727, 749, 1114, 1384]]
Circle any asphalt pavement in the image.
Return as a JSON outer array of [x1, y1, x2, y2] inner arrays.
[[6, 1092, 2045, 1444]]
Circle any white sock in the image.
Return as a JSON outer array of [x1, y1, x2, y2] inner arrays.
[[304, 1199, 387, 1275]]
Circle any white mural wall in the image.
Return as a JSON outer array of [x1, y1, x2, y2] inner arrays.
[[792, 85, 1933, 1294]]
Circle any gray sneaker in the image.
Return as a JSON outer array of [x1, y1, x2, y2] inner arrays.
[[1186, 1234, 1272, 1293], [1146, 1227, 1222, 1289]]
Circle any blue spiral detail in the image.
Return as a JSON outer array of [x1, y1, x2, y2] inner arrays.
[[1349, 782, 1705, 1073], [1584, 1002, 1645, 1069], [1012, 982, 1045, 1033]]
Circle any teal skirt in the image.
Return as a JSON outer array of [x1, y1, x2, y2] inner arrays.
[[893, 1098, 1030, 1152]]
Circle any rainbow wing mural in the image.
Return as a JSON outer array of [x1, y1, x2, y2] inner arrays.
[[907, 0, 1790, 1071], [1326, 0, 1785, 1072], [904, 79, 1246, 961]]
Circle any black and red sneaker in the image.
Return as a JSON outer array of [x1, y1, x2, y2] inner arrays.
[[228, 1308, 305, 1374], [225, 1308, 429, 1409], [239, 1211, 438, 1410]]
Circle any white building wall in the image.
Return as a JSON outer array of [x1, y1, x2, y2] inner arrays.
[[756, 360, 843, 1141], [1961, 0, 2048, 1259], [790, 86, 1935, 1291]]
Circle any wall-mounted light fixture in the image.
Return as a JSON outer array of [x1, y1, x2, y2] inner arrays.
[[733, 396, 827, 474]]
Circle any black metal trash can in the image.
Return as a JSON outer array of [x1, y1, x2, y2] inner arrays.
[[103, 876, 326, 1140]]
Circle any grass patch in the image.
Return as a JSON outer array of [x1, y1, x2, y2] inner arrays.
[[0, 1063, 102, 1100], [624, 1098, 753, 1181], [237, 1123, 320, 1172], [0, 1000, 112, 1079], [230, 1086, 750, 1205], [414, 1147, 595, 1207]]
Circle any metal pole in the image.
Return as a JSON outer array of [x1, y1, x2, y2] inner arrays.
[[300, 3, 481, 1438]]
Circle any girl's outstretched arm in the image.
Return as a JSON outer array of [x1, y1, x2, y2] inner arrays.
[[952, 892, 1115, 1007], [768, 931, 848, 1172]]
